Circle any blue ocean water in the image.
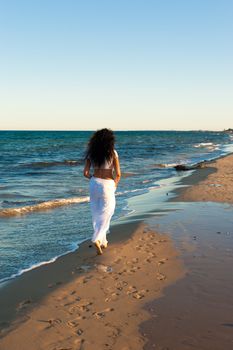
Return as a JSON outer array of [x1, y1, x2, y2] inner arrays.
[[0, 130, 233, 283]]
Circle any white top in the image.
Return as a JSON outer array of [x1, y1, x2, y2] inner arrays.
[[89, 150, 118, 170]]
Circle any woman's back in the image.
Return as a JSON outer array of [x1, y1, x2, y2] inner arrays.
[[90, 150, 118, 170]]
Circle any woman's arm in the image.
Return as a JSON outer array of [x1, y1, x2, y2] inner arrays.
[[113, 154, 121, 187], [83, 158, 92, 179]]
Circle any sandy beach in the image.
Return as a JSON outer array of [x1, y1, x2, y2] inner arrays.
[[172, 153, 233, 203], [0, 221, 185, 350], [1, 153, 233, 350]]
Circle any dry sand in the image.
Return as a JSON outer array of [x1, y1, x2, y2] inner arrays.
[[173, 153, 233, 203], [0, 221, 185, 350]]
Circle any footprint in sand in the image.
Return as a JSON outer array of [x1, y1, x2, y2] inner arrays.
[[51, 335, 78, 350], [126, 257, 139, 265], [126, 285, 138, 295], [93, 307, 114, 319], [63, 300, 77, 307], [156, 272, 166, 281], [133, 289, 149, 299], [117, 268, 128, 276], [52, 345, 73, 350], [67, 306, 82, 315], [107, 292, 120, 301], [63, 296, 81, 308], [115, 280, 128, 291], [68, 300, 92, 314], [146, 242, 156, 247], [95, 264, 113, 273], [135, 245, 143, 251], [81, 275, 93, 284], [127, 286, 148, 299], [148, 252, 157, 258], [38, 318, 62, 330], [158, 258, 168, 266], [104, 286, 119, 302], [105, 286, 116, 293], [77, 300, 93, 312], [128, 266, 141, 273], [105, 323, 121, 338], [67, 319, 80, 328], [69, 306, 79, 315], [77, 328, 84, 336], [145, 249, 152, 254]]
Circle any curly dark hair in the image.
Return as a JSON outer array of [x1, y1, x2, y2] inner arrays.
[[84, 128, 116, 168]]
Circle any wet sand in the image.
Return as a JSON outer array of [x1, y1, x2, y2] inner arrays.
[[141, 201, 233, 350], [140, 153, 233, 349], [0, 221, 185, 350]]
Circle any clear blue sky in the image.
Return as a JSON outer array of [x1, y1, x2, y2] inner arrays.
[[0, 0, 232, 130]]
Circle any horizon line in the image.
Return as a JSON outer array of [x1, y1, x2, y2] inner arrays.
[[0, 128, 229, 132]]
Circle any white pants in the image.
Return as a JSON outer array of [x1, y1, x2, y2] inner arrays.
[[89, 176, 116, 245]]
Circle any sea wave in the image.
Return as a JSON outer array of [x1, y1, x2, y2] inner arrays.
[[0, 240, 82, 285], [152, 162, 185, 168], [194, 142, 219, 150], [19, 159, 81, 168], [116, 188, 145, 196], [0, 196, 90, 217], [194, 142, 213, 147], [0, 187, 151, 217]]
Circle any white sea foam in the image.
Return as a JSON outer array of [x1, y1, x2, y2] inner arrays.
[[0, 196, 90, 217], [152, 162, 188, 168], [194, 142, 220, 150], [115, 188, 145, 196], [194, 142, 214, 147], [0, 188, 153, 217]]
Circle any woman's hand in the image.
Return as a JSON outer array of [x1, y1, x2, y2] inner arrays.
[[83, 159, 91, 179]]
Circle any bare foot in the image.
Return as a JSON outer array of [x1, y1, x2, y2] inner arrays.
[[101, 243, 108, 249], [94, 240, 103, 255]]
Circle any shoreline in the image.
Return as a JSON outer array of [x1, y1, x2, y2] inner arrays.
[[1, 151, 233, 349], [0, 220, 185, 349], [170, 152, 233, 203], [0, 221, 141, 331]]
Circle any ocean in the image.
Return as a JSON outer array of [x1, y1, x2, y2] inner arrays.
[[1, 130, 233, 284]]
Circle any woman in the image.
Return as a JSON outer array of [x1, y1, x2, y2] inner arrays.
[[83, 128, 121, 255]]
